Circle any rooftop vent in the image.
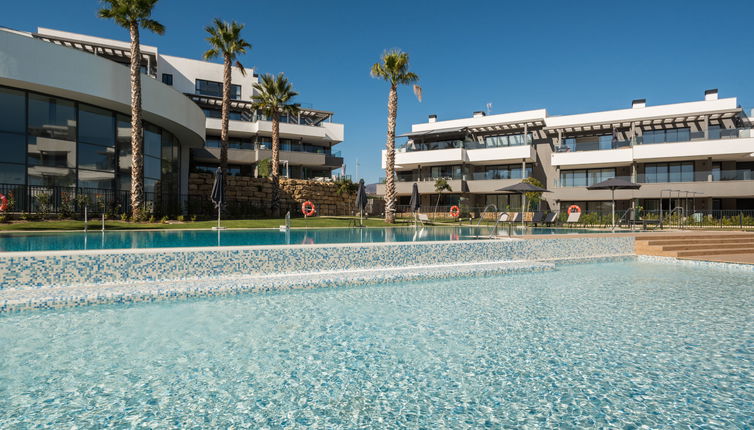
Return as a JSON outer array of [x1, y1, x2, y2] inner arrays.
[[473, 111, 486, 117], [428, 114, 437, 123], [631, 99, 646, 109], [704, 89, 718, 101]]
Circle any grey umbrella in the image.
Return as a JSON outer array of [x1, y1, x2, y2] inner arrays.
[[496, 182, 551, 229], [355, 179, 368, 224], [210, 167, 224, 229], [408, 183, 421, 212], [587, 177, 641, 230]]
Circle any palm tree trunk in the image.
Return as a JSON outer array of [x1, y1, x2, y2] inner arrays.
[[384, 84, 398, 223], [271, 115, 281, 217], [128, 23, 145, 220], [220, 54, 231, 183]]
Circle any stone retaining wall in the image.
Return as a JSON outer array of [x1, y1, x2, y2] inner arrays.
[[188, 173, 355, 216]]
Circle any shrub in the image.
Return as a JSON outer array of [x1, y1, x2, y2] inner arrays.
[[190, 214, 198, 222], [177, 215, 185, 222], [148, 215, 156, 223], [160, 216, 169, 224], [0, 215, 7, 223], [120, 213, 129, 222]]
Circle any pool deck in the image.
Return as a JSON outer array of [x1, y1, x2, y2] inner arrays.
[[519, 230, 754, 265]]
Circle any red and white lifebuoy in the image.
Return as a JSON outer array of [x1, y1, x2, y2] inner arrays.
[[449, 205, 460, 218], [0, 194, 7, 212], [567, 205, 581, 214], [301, 201, 316, 217]]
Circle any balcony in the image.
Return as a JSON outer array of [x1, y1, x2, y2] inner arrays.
[[633, 128, 754, 162], [551, 147, 633, 168], [375, 179, 463, 196], [386, 148, 466, 169]]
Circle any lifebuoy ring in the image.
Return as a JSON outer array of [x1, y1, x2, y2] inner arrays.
[[301, 201, 316, 217], [0, 193, 7, 212], [449, 205, 460, 218], [567, 205, 581, 214]]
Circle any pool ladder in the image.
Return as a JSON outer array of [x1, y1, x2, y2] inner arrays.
[[475, 204, 499, 239]]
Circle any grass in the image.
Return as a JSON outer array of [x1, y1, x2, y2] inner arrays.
[[0, 216, 430, 232]]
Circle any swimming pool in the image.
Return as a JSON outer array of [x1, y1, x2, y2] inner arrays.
[[0, 226, 606, 252], [1, 261, 751, 427]]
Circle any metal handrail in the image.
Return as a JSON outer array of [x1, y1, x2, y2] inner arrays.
[[475, 204, 498, 239]]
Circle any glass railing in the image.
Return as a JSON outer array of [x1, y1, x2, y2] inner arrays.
[[255, 143, 335, 156], [554, 175, 632, 187], [398, 136, 533, 153], [637, 169, 754, 183], [471, 171, 528, 180], [635, 128, 752, 144], [554, 139, 632, 153]]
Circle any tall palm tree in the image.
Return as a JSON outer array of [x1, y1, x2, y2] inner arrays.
[[251, 73, 300, 217], [98, 0, 164, 221], [202, 19, 251, 181], [371, 49, 420, 223]]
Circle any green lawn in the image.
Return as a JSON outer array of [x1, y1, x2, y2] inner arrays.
[[0, 216, 440, 231]]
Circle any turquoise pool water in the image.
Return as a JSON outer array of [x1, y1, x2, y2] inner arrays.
[[0, 226, 604, 252], [1, 261, 751, 427]]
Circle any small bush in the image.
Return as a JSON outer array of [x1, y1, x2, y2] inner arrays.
[[177, 215, 185, 222], [120, 213, 129, 222], [160, 216, 169, 224], [148, 215, 156, 223], [190, 214, 197, 222], [0, 215, 7, 223]]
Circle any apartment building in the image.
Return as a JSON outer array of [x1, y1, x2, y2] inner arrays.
[[0, 26, 344, 202], [377, 90, 754, 213]]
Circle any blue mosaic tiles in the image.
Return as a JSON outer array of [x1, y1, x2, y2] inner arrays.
[[0, 237, 634, 291]]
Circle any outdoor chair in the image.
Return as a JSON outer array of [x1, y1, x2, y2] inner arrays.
[[531, 211, 545, 225], [543, 212, 559, 226], [510, 212, 522, 223], [497, 212, 510, 223], [566, 211, 582, 223]]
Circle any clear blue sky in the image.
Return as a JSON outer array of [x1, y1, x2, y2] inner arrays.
[[4, 0, 754, 183]]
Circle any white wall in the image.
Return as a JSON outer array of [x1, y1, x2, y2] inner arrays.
[[412, 109, 547, 133], [158, 54, 257, 101]]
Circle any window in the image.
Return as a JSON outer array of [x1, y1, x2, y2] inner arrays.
[[430, 165, 462, 179], [708, 125, 720, 140], [0, 87, 26, 134], [79, 104, 115, 147], [0, 133, 27, 165], [481, 164, 532, 180], [78, 143, 115, 171], [162, 73, 173, 86], [483, 133, 532, 148], [559, 168, 615, 187], [0, 162, 25, 184], [195, 79, 241, 99], [642, 162, 693, 183], [642, 128, 690, 144]]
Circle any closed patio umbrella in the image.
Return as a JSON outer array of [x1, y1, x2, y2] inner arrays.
[[586, 177, 641, 230], [496, 182, 551, 229], [355, 179, 368, 225], [210, 167, 224, 230], [408, 183, 421, 224]]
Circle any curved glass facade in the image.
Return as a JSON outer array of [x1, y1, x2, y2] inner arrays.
[[0, 85, 181, 195]]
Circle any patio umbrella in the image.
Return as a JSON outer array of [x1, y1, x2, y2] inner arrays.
[[586, 177, 641, 229], [496, 182, 551, 229], [355, 179, 368, 224], [210, 167, 224, 229], [408, 183, 421, 224]]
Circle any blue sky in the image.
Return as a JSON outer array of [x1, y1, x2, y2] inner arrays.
[[4, 0, 754, 183]]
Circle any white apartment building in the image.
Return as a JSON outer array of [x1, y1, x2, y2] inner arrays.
[[0, 26, 344, 205], [377, 90, 754, 213]]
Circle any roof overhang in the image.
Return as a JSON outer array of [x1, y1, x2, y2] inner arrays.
[[546, 108, 743, 133]]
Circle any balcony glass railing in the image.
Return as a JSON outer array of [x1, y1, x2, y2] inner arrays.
[[637, 169, 754, 183], [398, 136, 532, 153], [555, 139, 632, 153], [554, 175, 632, 187]]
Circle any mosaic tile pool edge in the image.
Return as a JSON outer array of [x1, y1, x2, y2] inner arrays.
[[637, 255, 754, 272], [0, 237, 635, 290]]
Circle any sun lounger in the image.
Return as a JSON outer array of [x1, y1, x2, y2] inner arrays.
[[543, 212, 558, 226], [511, 212, 522, 223], [566, 211, 581, 223], [531, 211, 545, 225]]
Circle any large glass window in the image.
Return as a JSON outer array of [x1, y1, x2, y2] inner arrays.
[[0, 163, 26, 184], [27, 93, 77, 185], [0, 87, 26, 133], [642, 128, 690, 144], [481, 164, 532, 180], [482, 133, 532, 148], [79, 104, 115, 147], [0, 133, 27, 165], [79, 143, 115, 171], [195, 79, 241, 99], [560, 168, 615, 187], [642, 162, 693, 183]]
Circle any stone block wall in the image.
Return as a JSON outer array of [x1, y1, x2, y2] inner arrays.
[[188, 173, 355, 216]]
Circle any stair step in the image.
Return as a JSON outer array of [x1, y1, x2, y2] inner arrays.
[[640, 238, 754, 246], [659, 243, 754, 251], [636, 234, 754, 241], [675, 248, 754, 257]]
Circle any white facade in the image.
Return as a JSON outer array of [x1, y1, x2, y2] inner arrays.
[[32, 27, 345, 181]]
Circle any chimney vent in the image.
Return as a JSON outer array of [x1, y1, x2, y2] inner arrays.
[[428, 114, 437, 123], [473, 111, 485, 117], [704, 89, 718, 101], [631, 99, 646, 109]]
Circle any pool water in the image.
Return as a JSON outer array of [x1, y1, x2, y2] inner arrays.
[[0, 226, 605, 252], [1, 261, 752, 427]]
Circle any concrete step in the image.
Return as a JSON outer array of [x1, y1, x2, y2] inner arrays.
[[639, 238, 754, 246], [658, 243, 754, 251], [675, 248, 754, 257], [636, 234, 754, 241]]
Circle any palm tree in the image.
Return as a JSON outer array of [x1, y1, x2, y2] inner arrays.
[[251, 73, 300, 216], [98, 0, 164, 221], [371, 49, 420, 223], [202, 19, 251, 181]]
